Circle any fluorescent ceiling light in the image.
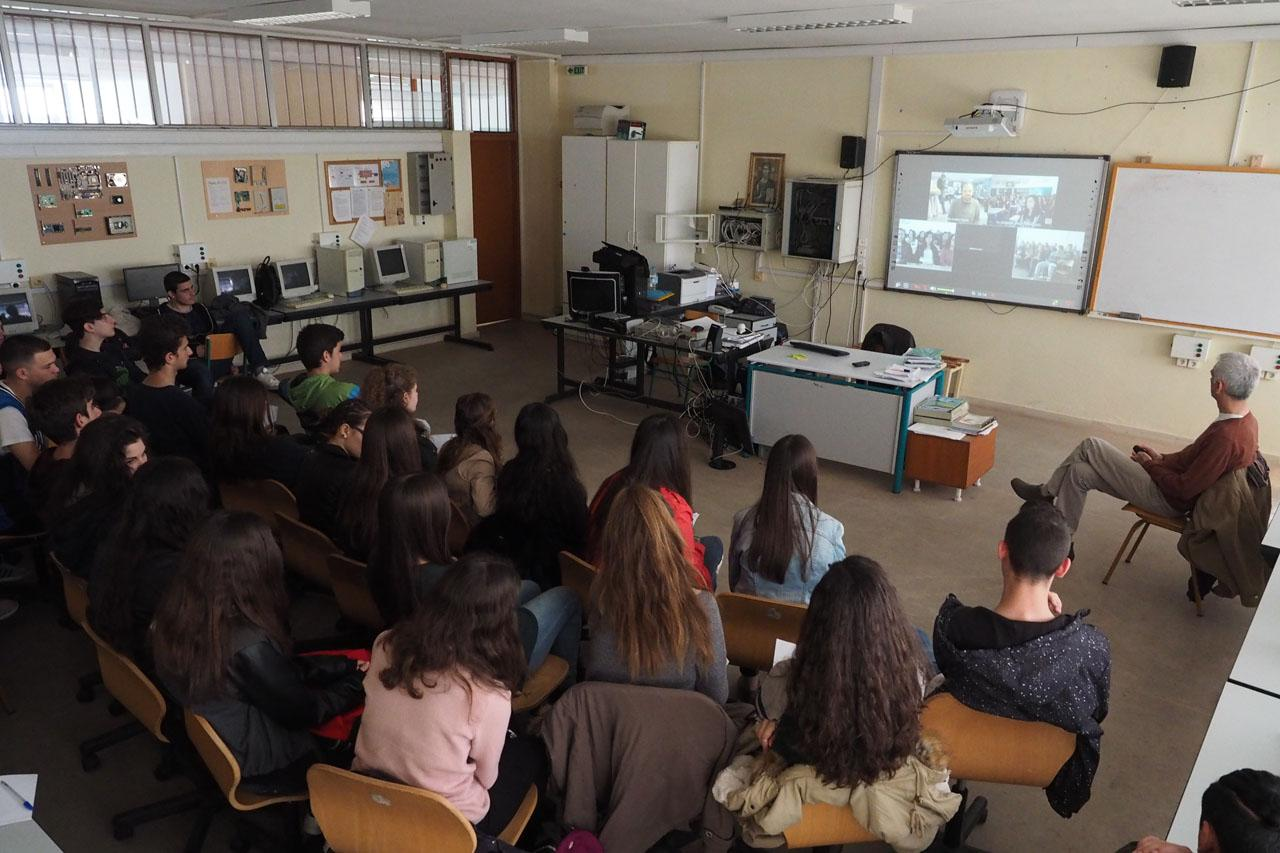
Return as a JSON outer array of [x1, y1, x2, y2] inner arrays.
[[1172, 0, 1279, 5], [460, 28, 588, 48], [228, 0, 370, 26], [728, 4, 912, 33]]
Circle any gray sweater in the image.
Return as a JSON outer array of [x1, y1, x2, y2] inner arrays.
[[584, 589, 729, 705]]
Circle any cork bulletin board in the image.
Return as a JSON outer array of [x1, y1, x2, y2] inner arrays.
[[200, 158, 289, 220], [28, 161, 137, 245], [323, 158, 403, 226]]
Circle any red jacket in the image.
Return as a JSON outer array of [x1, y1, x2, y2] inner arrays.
[[587, 469, 711, 590]]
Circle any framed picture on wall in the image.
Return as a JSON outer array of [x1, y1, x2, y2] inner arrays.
[[746, 152, 785, 209]]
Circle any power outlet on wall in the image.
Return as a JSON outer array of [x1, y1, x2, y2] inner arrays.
[[1250, 345, 1280, 380], [1170, 333, 1211, 368], [176, 242, 209, 270]]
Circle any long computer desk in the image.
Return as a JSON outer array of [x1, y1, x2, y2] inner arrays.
[[263, 279, 492, 366]]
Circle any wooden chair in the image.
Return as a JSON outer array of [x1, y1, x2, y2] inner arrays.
[[715, 590, 807, 673], [275, 512, 337, 589], [557, 550, 598, 610], [54, 554, 104, 705], [1103, 503, 1200, 615], [307, 765, 537, 851], [447, 502, 470, 558], [220, 479, 299, 531], [327, 554, 385, 631], [513, 654, 570, 713]]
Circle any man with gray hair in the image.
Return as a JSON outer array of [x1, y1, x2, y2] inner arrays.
[[1012, 352, 1261, 541]]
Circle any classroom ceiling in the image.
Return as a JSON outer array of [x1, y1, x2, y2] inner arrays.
[[49, 0, 1280, 56]]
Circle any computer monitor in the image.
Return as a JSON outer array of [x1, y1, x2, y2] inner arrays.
[[123, 263, 181, 303], [210, 265, 256, 303], [566, 270, 622, 320], [0, 289, 37, 334], [372, 244, 410, 287], [274, 258, 316, 299]]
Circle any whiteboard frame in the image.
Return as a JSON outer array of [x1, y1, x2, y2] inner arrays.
[[1089, 161, 1280, 339]]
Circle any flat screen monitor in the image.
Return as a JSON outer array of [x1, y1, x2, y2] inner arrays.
[[886, 152, 1109, 313], [373, 245, 409, 286], [0, 290, 36, 334], [123, 263, 181, 302], [211, 266, 256, 303], [566, 271, 622, 319], [274, 259, 316, 298]]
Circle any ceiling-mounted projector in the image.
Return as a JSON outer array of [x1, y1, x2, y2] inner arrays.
[[945, 107, 1017, 138]]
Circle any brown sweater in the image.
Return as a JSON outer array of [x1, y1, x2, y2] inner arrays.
[[1142, 413, 1259, 513]]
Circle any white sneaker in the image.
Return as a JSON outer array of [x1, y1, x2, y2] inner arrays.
[[0, 599, 17, 621], [254, 368, 280, 390]]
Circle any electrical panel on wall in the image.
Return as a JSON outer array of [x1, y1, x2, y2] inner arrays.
[[782, 178, 861, 264], [716, 208, 781, 252], [406, 151, 455, 216]]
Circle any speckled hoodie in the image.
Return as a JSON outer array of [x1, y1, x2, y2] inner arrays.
[[932, 594, 1111, 818]]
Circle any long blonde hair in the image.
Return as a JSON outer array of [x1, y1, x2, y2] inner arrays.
[[592, 485, 713, 677]]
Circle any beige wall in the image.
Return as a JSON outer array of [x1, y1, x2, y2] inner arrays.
[[518, 59, 562, 317], [520, 40, 1280, 453]]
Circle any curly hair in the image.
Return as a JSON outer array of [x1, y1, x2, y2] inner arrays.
[[361, 363, 418, 411], [784, 555, 924, 787]]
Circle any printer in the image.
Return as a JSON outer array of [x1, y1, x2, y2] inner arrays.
[[656, 269, 718, 306], [573, 104, 630, 137]]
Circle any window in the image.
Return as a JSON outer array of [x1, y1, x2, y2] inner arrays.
[[3, 13, 153, 124], [268, 37, 362, 127], [448, 56, 511, 133], [367, 45, 445, 128], [149, 27, 269, 126], [0, 50, 11, 122]]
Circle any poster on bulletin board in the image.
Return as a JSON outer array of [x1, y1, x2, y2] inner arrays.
[[201, 159, 289, 220], [324, 158, 401, 225]]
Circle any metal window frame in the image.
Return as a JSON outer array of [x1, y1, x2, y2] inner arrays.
[[446, 52, 514, 134]]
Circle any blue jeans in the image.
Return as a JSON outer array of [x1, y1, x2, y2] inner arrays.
[[700, 535, 723, 591], [517, 583, 581, 683], [219, 306, 269, 371], [916, 627, 937, 674]]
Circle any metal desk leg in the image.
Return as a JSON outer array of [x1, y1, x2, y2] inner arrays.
[[544, 326, 575, 404], [891, 390, 911, 493], [443, 294, 494, 351], [352, 307, 393, 366]]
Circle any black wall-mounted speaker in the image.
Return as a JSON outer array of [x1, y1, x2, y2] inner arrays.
[[1158, 45, 1196, 88], [840, 135, 866, 169]]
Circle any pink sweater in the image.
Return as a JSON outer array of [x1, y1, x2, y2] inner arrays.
[[353, 635, 512, 823]]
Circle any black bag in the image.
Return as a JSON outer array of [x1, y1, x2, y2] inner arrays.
[[255, 255, 282, 308]]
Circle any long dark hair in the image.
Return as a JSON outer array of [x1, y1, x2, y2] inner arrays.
[[438, 392, 502, 472], [784, 556, 924, 787], [367, 473, 453, 625], [495, 402, 585, 524], [747, 434, 820, 584], [93, 458, 211, 652], [337, 405, 422, 556], [151, 511, 291, 703], [591, 413, 691, 549], [47, 414, 147, 517], [377, 552, 526, 700], [209, 375, 272, 481]]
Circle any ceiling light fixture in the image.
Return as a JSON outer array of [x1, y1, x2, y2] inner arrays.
[[1172, 0, 1280, 6], [460, 28, 588, 48], [228, 0, 370, 26], [728, 4, 912, 33]]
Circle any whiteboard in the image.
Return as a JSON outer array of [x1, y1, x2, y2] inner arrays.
[[1091, 163, 1280, 338]]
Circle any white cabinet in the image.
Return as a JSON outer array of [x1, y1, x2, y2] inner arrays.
[[562, 137, 699, 303]]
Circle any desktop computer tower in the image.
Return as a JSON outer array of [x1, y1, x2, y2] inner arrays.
[[442, 239, 478, 285], [316, 246, 364, 296], [55, 271, 101, 308], [401, 239, 443, 285]]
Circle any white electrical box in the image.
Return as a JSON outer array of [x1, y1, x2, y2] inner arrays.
[[176, 243, 208, 269], [782, 178, 862, 264], [316, 245, 364, 296], [317, 232, 343, 248], [1171, 334, 1211, 367], [716, 208, 782, 252], [0, 259, 27, 288], [442, 239, 478, 285], [401, 239, 443, 285], [1250, 345, 1280, 379], [406, 151, 455, 216]]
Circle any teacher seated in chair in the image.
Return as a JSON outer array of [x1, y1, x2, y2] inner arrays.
[[1010, 351, 1261, 548]]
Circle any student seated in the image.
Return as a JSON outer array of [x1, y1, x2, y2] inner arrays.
[[88, 458, 210, 668], [354, 553, 549, 837], [159, 270, 276, 400], [47, 415, 148, 577], [584, 485, 728, 704], [368, 475, 581, 675], [285, 323, 359, 420], [210, 375, 307, 490], [89, 375, 126, 415], [295, 399, 369, 535], [729, 434, 845, 604], [588, 413, 720, 591], [470, 402, 588, 590], [361, 363, 437, 470], [334, 406, 421, 558], [1128, 769, 1280, 853], [932, 501, 1111, 817], [62, 296, 144, 388], [437, 393, 502, 527], [0, 335, 61, 532], [125, 316, 210, 466], [27, 376, 100, 523], [151, 511, 365, 794]]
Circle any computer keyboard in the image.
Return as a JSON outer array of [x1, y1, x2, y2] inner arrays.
[[281, 293, 336, 310], [787, 340, 847, 358], [386, 283, 439, 296]]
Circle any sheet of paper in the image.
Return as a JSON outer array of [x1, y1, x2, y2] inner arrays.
[[0, 774, 36, 826], [383, 190, 404, 226], [205, 177, 233, 215], [772, 639, 796, 666], [353, 163, 380, 187], [327, 164, 355, 188], [330, 189, 352, 223], [350, 214, 376, 247], [367, 187, 385, 218], [907, 422, 967, 441], [253, 189, 269, 213], [270, 186, 288, 212], [428, 432, 455, 450], [350, 187, 369, 219], [380, 159, 400, 188]]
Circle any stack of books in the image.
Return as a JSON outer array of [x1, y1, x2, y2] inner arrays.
[[950, 413, 997, 435], [914, 395, 969, 425], [903, 346, 944, 369]]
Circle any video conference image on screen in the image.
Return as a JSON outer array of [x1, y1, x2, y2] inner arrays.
[[887, 154, 1107, 312]]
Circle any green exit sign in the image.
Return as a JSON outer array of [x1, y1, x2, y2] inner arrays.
[[565, 65, 588, 76]]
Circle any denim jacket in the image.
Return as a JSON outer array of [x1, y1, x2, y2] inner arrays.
[[728, 494, 845, 604]]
